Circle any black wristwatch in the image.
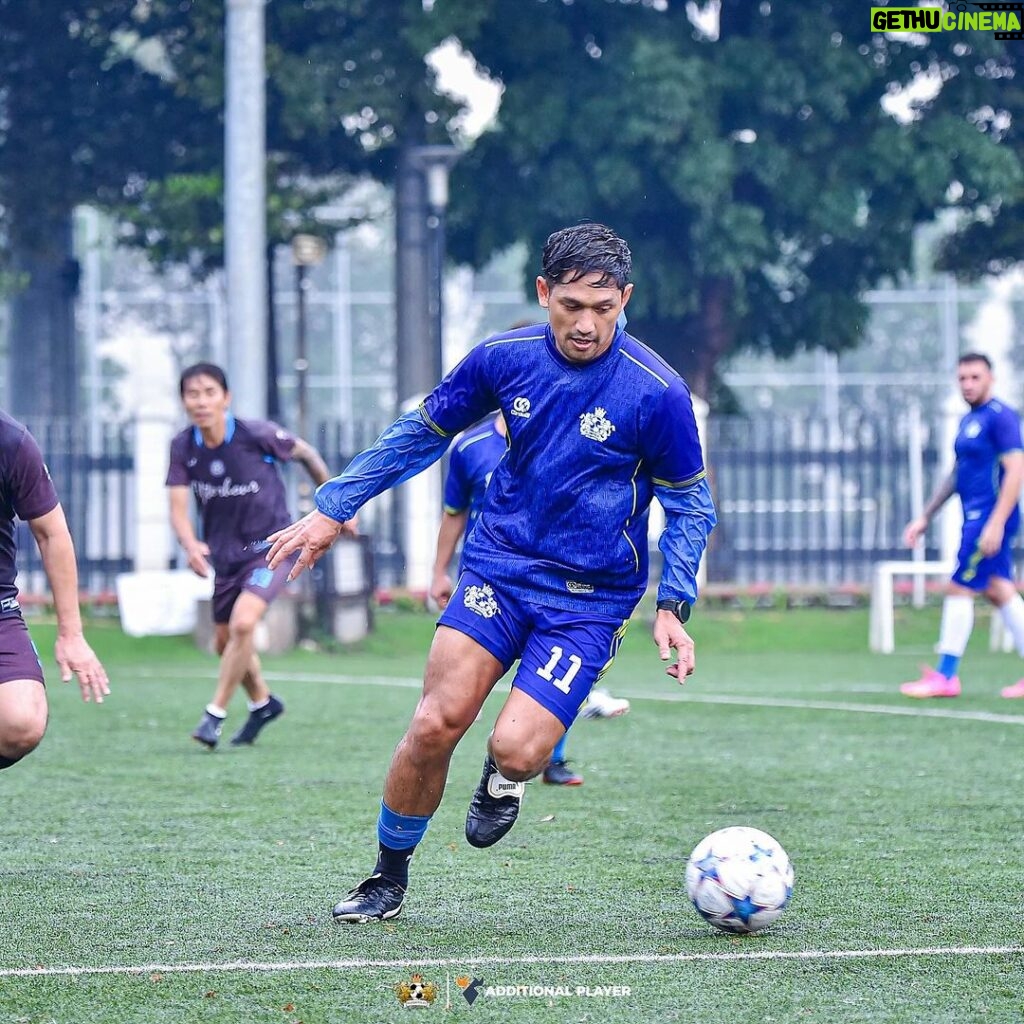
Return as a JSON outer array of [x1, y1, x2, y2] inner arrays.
[[657, 598, 691, 624]]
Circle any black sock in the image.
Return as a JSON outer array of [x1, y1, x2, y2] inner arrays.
[[374, 842, 414, 889]]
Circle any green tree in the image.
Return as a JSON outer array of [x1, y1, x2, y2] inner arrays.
[[445, 0, 1021, 402], [0, 1, 208, 417]]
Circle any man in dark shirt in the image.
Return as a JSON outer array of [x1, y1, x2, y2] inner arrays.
[[166, 363, 330, 749], [0, 412, 109, 771]]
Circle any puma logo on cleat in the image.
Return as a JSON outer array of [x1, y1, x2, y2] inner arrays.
[[486, 774, 524, 800]]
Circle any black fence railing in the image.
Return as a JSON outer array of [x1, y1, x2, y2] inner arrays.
[[11, 409, 997, 598]]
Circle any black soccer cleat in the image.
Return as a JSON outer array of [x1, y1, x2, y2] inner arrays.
[[332, 874, 407, 924], [465, 753, 525, 849], [191, 711, 223, 749], [230, 694, 285, 745]]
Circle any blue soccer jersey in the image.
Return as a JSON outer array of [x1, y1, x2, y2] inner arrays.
[[443, 416, 507, 538], [954, 397, 1023, 524], [421, 322, 710, 617], [316, 321, 715, 620]]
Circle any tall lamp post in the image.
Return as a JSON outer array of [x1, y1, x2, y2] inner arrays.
[[410, 145, 461, 383]]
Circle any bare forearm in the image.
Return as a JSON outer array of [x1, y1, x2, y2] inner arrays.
[[293, 440, 331, 487], [988, 458, 1024, 529], [433, 512, 466, 575], [36, 530, 84, 637], [922, 471, 957, 521]]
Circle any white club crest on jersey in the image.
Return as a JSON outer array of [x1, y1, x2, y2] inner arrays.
[[463, 583, 499, 618], [580, 407, 616, 443], [210, 459, 226, 477], [964, 420, 982, 438], [511, 396, 531, 419]]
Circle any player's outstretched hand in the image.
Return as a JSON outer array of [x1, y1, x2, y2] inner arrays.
[[654, 611, 695, 682], [55, 633, 110, 704], [266, 510, 355, 581], [902, 515, 928, 549]]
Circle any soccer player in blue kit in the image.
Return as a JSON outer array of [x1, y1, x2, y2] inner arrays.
[[901, 353, 1024, 699], [431, 411, 631, 787], [267, 223, 717, 922]]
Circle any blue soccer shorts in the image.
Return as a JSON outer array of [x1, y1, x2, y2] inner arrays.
[[953, 515, 1018, 590], [437, 569, 629, 728]]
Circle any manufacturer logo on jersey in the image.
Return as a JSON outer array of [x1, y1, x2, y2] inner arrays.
[[187, 457, 198, 468], [275, 429, 289, 440], [566, 581, 595, 595], [463, 583, 499, 618], [964, 420, 981, 439], [511, 396, 531, 419], [210, 459, 226, 477], [580, 407, 616, 442]]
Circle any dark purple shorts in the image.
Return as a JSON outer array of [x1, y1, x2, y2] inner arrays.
[[0, 614, 45, 685], [211, 553, 298, 624]]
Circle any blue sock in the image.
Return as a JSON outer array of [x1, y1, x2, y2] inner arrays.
[[551, 732, 568, 763], [936, 653, 961, 679], [375, 801, 431, 888]]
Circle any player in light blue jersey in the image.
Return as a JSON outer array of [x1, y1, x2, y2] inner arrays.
[[267, 223, 717, 923], [430, 411, 630, 788], [901, 353, 1024, 699]]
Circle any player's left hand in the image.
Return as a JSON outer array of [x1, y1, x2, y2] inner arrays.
[[266, 510, 355, 581], [654, 611, 695, 682], [55, 633, 110, 704]]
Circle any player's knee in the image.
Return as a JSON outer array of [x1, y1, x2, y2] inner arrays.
[[408, 696, 469, 752], [0, 714, 46, 763], [227, 615, 260, 642], [491, 733, 549, 781]]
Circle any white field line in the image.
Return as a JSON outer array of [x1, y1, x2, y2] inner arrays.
[[134, 667, 1024, 726], [1, 945, 1022, 978]]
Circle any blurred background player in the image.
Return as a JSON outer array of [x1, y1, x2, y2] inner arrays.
[[430, 409, 630, 787], [267, 223, 716, 924], [901, 352, 1024, 699], [0, 411, 109, 771], [167, 363, 331, 748]]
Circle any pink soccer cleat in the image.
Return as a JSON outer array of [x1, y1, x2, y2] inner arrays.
[[1000, 679, 1024, 699], [899, 668, 961, 699]]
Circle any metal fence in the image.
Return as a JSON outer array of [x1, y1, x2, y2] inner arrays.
[[17, 418, 134, 595], [12, 408, 976, 598], [706, 409, 944, 585]]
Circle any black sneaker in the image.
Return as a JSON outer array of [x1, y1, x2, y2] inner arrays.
[[465, 754, 525, 849], [230, 695, 285, 745], [332, 874, 406, 924], [191, 711, 223, 749], [542, 759, 583, 786]]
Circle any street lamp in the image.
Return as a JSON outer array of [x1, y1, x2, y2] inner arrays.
[[410, 145, 460, 384], [290, 232, 327, 450]]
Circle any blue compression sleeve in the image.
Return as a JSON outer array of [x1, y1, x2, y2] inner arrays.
[[315, 410, 451, 523], [655, 476, 717, 605]]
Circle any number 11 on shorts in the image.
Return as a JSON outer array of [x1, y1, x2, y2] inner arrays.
[[536, 645, 582, 694]]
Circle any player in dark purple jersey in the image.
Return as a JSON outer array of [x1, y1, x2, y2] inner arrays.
[[0, 412, 109, 772], [267, 224, 716, 924], [166, 363, 332, 749]]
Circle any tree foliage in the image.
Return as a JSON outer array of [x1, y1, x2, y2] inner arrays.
[[444, 0, 1021, 400]]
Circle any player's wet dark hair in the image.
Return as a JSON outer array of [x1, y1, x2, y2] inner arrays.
[[541, 223, 632, 290], [958, 351, 992, 370], [179, 362, 229, 396]]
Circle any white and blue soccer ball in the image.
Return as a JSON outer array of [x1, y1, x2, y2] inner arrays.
[[684, 826, 794, 934]]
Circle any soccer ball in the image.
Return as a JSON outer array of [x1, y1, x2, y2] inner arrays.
[[684, 826, 794, 934]]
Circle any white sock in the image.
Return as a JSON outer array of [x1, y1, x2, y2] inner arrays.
[[998, 594, 1024, 657], [206, 703, 227, 719], [937, 595, 974, 656], [247, 697, 271, 712]]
